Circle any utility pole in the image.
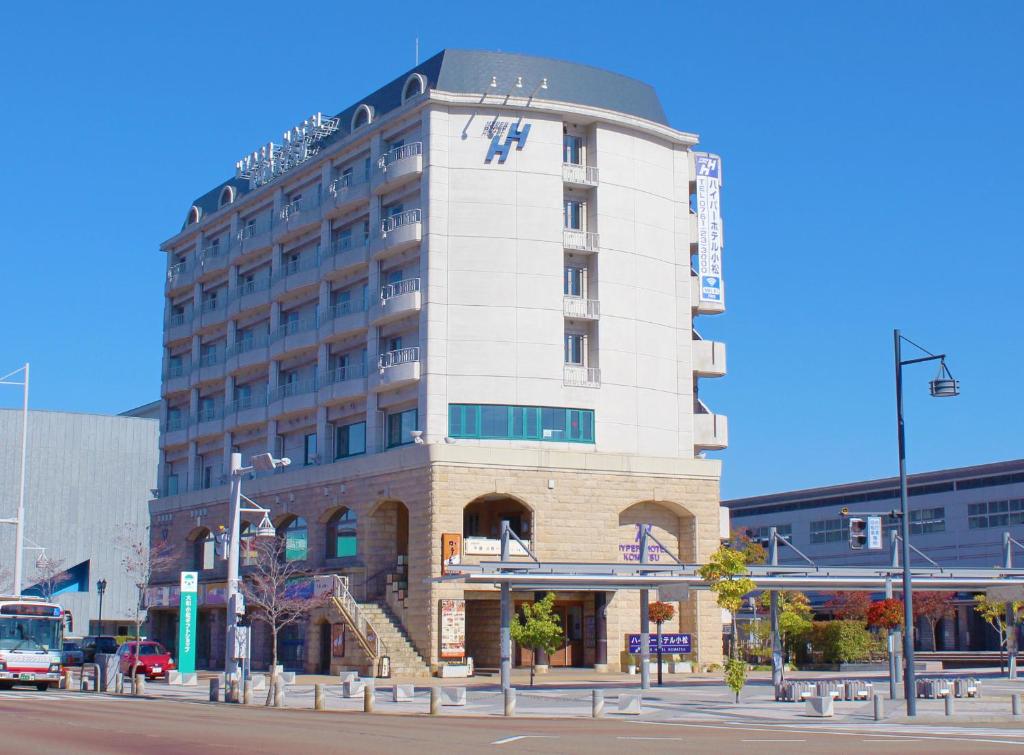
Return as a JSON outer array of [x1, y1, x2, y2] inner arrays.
[[0, 363, 29, 596], [769, 527, 782, 689]]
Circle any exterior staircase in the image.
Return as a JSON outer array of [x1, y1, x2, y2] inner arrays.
[[358, 601, 431, 678]]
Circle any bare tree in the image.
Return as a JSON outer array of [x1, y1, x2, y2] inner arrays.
[[118, 528, 176, 688], [241, 537, 325, 702], [32, 556, 67, 601]]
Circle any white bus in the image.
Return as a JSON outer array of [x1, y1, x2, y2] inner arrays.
[[0, 596, 70, 691]]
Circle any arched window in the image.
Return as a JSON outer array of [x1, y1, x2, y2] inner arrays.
[[186, 205, 202, 226], [192, 528, 215, 571], [218, 186, 235, 208], [280, 516, 308, 562], [326, 508, 358, 559], [352, 104, 373, 130], [402, 74, 426, 103]]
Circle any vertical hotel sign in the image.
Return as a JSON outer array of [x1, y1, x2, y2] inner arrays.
[[694, 153, 724, 306], [177, 571, 198, 674]]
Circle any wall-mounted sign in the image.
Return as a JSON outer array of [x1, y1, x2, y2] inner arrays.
[[463, 537, 530, 557], [441, 533, 462, 575], [628, 633, 691, 654], [177, 571, 198, 675], [236, 113, 340, 190], [618, 524, 669, 563], [331, 623, 346, 658], [867, 515, 883, 551], [440, 599, 466, 659], [694, 153, 724, 306], [484, 118, 531, 164]]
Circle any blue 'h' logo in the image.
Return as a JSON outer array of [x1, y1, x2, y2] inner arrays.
[[486, 123, 531, 164]]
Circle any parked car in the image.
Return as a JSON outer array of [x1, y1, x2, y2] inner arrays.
[[61, 640, 84, 667], [117, 641, 175, 679], [81, 635, 119, 663]]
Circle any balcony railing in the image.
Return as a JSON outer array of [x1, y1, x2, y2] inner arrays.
[[165, 415, 186, 432], [167, 261, 190, 281], [280, 192, 322, 221], [167, 311, 191, 328], [197, 348, 221, 369], [377, 142, 422, 169], [200, 243, 229, 266], [165, 361, 188, 378], [320, 362, 367, 386], [380, 209, 422, 235], [326, 298, 366, 321], [199, 296, 223, 315], [270, 377, 318, 402], [562, 163, 599, 186], [323, 233, 368, 261], [563, 229, 600, 252], [272, 313, 319, 341], [378, 346, 420, 369], [225, 331, 269, 357], [233, 276, 271, 298], [225, 392, 268, 415], [273, 249, 320, 282], [194, 405, 223, 423], [237, 217, 272, 241], [381, 278, 420, 301], [563, 364, 601, 388], [563, 296, 600, 319]]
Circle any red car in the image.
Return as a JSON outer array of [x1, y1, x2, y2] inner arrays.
[[116, 641, 175, 679]]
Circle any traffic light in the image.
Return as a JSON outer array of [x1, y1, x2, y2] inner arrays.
[[849, 518, 867, 550]]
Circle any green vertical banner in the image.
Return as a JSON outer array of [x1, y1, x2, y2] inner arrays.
[[177, 571, 198, 674]]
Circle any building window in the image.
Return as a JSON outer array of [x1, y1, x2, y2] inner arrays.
[[326, 508, 358, 559], [809, 518, 846, 544], [194, 530, 215, 571], [352, 104, 372, 130], [563, 134, 584, 165], [564, 334, 585, 365], [564, 266, 585, 297], [186, 205, 201, 225], [742, 524, 793, 543], [218, 186, 235, 208], [910, 507, 946, 535], [165, 473, 179, 496], [563, 199, 583, 230], [335, 421, 366, 459], [969, 499, 1024, 529], [387, 408, 418, 448], [448, 404, 595, 444], [303, 433, 317, 466], [280, 517, 308, 562], [402, 73, 426, 103]]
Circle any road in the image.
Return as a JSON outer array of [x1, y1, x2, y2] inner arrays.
[[4, 691, 1024, 753]]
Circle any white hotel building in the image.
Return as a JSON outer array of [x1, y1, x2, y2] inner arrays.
[[150, 49, 729, 675]]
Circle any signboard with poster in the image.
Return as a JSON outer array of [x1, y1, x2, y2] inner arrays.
[[694, 152, 725, 306], [177, 571, 198, 674], [331, 623, 346, 658], [441, 533, 463, 575], [439, 599, 466, 659]]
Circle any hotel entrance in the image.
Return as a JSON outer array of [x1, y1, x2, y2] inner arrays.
[[515, 597, 587, 668]]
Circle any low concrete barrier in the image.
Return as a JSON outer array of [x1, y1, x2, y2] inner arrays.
[[343, 680, 365, 698], [1013, 693, 1022, 716], [339, 671, 359, 684], [873, 695, 884, 720], [916, 677, 981, 699], [592, 689, 605, 718], [209, 678, 220, 702], [392, 684, 414, 703], [441, 687, 466, 706], [504, 688, 516, 716], [805, 696, 834, 717], [617, 694, 641, 715]]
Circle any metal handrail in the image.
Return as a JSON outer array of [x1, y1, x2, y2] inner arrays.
[[273, 249, 319, 282], [280, 191, 322, 220], [562, 163, 600, 185], [563, 228, 599, 252], [194, 405, 223, 423], [563, 364, 601, 387], [325, 299, 366, 320], [165, 361, 188, 378], [562, 296, 600, 319], [167, 312, 191, 328], [199, 297, 223, 314], [197, 349, 220, 368], [377, 141, 422, 169], [380, 278, 420, 301], [320, 362, 367, 386], [329, 172, 367, 197], [200, 243, 229, 262], [380, 208, 421, 235], [225, 331, 269, 357], [165, 414, 186, 431], [272, 313, 319, 341], [237, 216, 272, 241], [323, 233, 368, 260], [330, 578, 389, 660], [270, 377, 317, 402], [233, 276, 271, 298], [378, 346, 420, 369], [225, 392, 268, 414]]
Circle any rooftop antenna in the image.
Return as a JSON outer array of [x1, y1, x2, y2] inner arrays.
[[415, 35, 419, 65]]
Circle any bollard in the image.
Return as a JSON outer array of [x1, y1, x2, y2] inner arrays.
[[593, 689, 605, 718], [209, 677, 220, 702], [873, 694, 884, 721], [363, 685, 375, 713], [315, 683, 325, 711], [135, 675, 146, 696], [430, 687, 441, 715], [115, 673, 123, 695], [274, 681, 285, 708], [504, 687, 516, 717], [243, 680, 253, 706], [945, 693, 954, 716], [227, 678, 238, 703]]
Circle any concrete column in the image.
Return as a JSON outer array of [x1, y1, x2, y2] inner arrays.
[[186, 441, 198, 492], [226, 319, 238, 349], [270, 243, 283, 278], [189, 388, 200, 416], [267, 419, 279, 458], [270, 301, 282, 333], [193, 281, 203, 313], [191, 334, 201, 364], [272, 188, 284, 226], [229, 213, 240, 249], [319, 280, 331, 314], [268, 360, 280, 391], [957, 604, 970, 650], [224, 373, 235, 402], [229, 264, 240, 293], [594, 592, 608, 670], [320, 218, 330, 255], [222, 432, 233, 480]]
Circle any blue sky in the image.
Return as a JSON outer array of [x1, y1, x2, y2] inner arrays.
[[1, 1, 1021, 498]]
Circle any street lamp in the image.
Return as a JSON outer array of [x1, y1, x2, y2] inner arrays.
[[893, 329, 959, 716], [0, 363, 29, 596], [225, 452, 289, 684], [97, 579, 107, 633]]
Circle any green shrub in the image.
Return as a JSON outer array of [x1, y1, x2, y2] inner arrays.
[[724, 657, 747, 702], [815, 620, 873, 663]]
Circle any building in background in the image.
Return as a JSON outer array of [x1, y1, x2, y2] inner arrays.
[[0, 408, 159, 636], [724, 459, 1024, 651], [150, 49, 729, 675]]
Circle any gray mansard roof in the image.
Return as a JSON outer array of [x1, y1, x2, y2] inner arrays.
[[183, 49, 666, 227]]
